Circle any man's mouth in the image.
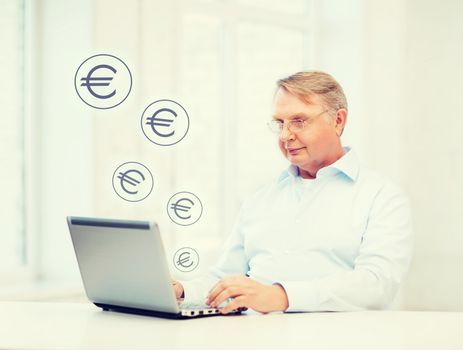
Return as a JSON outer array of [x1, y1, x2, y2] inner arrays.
[[287, 147, 305, 155]]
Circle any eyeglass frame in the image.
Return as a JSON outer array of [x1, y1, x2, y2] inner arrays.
[[267, 109, 330, 134]]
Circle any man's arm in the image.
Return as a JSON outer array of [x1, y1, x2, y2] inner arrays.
[[279, 182, 413, 311], [205, 182, 412, 313]]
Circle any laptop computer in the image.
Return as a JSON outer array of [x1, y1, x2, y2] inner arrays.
[[67, 216, 241, 319]]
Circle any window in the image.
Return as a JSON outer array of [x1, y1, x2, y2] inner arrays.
[[0, 0, 314, 287], [176, 0, 310, 237], [170, 0, 310, 278]]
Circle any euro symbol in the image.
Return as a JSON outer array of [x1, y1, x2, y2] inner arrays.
[[80, 64, 117, 99], [170, 198, 194, 220], [117, 169, 145, 195], [176, 252, 193, 268], [145, 108, 177, 138]]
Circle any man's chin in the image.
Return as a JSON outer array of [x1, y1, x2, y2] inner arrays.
[[286, 154, 306, 164], [281, 149, 308, 167]]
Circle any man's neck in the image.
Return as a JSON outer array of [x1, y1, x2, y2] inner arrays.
[[299, 148, 345, 179]]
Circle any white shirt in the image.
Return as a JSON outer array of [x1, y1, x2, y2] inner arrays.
[[182, 148, 413, 311]]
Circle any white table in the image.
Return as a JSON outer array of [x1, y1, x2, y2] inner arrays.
[[1, 302, 462, 350]]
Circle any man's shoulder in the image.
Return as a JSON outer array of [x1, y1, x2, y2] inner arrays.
[[356, 165, 408, 200]]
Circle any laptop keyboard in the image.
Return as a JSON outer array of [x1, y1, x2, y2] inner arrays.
[[178, 300, 212, 310]]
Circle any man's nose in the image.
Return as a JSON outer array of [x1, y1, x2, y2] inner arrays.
[[279, 125, 294, 141]]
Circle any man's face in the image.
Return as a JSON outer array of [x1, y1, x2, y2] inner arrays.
[[272, 88, 345, 178]]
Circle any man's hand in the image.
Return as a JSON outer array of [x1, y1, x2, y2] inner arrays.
[[205, 275, 289, 314], [172, 280, 184, 300]]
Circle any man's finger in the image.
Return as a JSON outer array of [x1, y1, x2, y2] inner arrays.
[[220, 296, 246, 314], [205, 282, 223, 304], [209, 286, 241, 308], [206, 279, 231, 304], [206, 275, 247, 304]]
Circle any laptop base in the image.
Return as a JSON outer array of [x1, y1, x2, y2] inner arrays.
[[94, 303, 240, 319]]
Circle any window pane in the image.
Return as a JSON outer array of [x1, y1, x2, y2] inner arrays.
[[0, 0, 25, 272], [177, 13, 222, 238], [235, 22, 305, 199], [171, 13, 223, 277]]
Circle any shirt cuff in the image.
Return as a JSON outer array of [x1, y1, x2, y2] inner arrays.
[[276, 280, 319, 312]]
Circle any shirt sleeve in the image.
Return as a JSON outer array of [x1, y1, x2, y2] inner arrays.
[[277, 182, 414, 312], [180, 203, 250, 305]]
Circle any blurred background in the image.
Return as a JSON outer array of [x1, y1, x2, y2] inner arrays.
[[1, 0, 462, 310]]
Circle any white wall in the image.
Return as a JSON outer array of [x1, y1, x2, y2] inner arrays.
[[316, 0, 463, 311], [400, 0, 463, 310]]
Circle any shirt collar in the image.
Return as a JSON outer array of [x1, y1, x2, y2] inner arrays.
[[280, 146, 359, 182]]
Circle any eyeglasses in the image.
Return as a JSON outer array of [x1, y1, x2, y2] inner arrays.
[[267, 110, 329, 134]]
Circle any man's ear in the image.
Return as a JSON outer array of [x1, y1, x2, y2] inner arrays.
[[334, 108, 347, 136]]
